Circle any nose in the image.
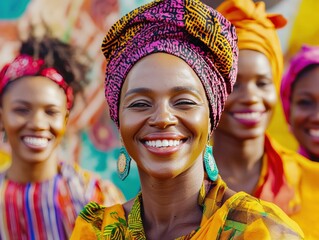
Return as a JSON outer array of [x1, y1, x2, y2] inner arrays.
[[238, 82, 259, 104], [148, 102, 178, 128], [28, 110, 48, 130]]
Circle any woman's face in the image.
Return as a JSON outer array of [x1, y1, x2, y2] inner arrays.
[[290, 66, 319, 157], [0, 76, 69, 164], [119, 53, 210, 179], [216, 50, 276, 140]]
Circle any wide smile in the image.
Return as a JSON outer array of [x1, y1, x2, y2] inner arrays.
[[22, 136, 50, 150], [141, 134, 187, 156], [308, 129, 319, 138], [231, 111, 265, 126], [145, 139, 182, 148]]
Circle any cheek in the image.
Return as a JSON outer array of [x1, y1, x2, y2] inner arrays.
[[289, 107, 306, 128], [52, 117, 68, 137], [265, 90, 277, 109]]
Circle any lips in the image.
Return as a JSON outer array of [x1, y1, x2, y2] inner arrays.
[[141, 133, 187, 156], [309, 129, 319, 138], [145, 139, 182, 148], [231, 111, 264, 127], [22, 136, 49, 149]]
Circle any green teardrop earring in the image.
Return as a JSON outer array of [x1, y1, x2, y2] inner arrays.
[[117, 145, 131, 180], [204, 145, 218, 181]]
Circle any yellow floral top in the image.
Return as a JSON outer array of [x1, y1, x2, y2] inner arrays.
[[71, 177, 303, 239]]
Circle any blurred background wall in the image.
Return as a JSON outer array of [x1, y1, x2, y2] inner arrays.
[[0, 0, 318, 199]]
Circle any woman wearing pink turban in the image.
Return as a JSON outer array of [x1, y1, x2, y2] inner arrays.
[[70, 0, 303, 239], [281, 45, 319, 162]]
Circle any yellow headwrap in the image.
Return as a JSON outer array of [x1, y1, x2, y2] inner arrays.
[[217, 0, 287, 89]]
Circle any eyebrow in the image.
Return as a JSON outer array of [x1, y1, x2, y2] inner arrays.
[[124, 86, 202, 97]]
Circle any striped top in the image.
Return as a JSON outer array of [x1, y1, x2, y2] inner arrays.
[[0, 162, 124, 240]]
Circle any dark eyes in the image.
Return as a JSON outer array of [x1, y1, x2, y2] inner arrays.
[[128, 101, 151, 108], [13, 107, 60, 116], [256, 79, 272, 88], [127, 99, 197, 109], [174, 99, 197, 106], [13, 107, 29, 114], [295, 99, 314, 107]]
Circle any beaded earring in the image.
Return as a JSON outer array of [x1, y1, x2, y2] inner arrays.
[[117, 145, 131, 180], [203, 145, 219, 181]]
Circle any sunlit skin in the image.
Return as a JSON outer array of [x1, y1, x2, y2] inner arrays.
[[290, 65, 319, 161], [213, 50, 276, 194], [0, 76, 69, 183], [119, 53, 210, 239]]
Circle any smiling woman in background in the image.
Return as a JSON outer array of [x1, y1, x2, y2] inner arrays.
[[281, 45, 319, 162], [213, 0, 319, 238], [0, 35, 124, 239]]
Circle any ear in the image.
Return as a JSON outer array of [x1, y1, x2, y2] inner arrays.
[[0, 107, 4, 131], [65, 110, 70, 125]]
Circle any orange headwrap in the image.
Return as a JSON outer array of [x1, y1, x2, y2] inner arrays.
[[217, 0, 287, 89]]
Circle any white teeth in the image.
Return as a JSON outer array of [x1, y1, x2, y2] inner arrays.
[[23, 137, 48, 147], [309, 129, 319, 137], [145, 139, 181, 148], [233, 112, 261, 120]]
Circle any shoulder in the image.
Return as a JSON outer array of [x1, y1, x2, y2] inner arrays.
[[59, 162, 125, 205], [221, 192, 304, 239], [71, 202, 126, 239]]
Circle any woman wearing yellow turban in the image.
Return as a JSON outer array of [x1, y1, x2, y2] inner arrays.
[[214, 0, 319, 238]]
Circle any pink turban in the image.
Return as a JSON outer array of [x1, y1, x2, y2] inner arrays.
[[101, 0, 238, 130], [280, 45, 319, 123]]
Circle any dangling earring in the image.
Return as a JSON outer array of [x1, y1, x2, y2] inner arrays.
[[204, 145, 218, 181], [117, 145, 131, 180], [2, 131, 7, 143]]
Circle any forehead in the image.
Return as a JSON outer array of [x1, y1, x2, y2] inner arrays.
[[238, 50, 272, 77], [122, 53, 205, 93], [293, 66, 319, 92], [2, 76, 66, 106]]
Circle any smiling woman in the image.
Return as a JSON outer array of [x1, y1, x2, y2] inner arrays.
[[70, 0, 304, 239], [213, 0, 319, 238], [0, 35, 124, 239]]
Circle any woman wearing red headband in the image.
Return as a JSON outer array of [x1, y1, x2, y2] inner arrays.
[[0, 35, 124, 239]]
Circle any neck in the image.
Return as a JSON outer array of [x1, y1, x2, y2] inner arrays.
[[213, 130, 264, 194], [6, 153, 58, 183], [138, 159, 204, 238]]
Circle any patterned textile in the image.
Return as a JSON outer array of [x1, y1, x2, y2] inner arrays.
[[70, 178, 304, 239], [217, 0, 286, 90], [101, 0, 238, 130], [0, 54, 74, 110], [280, 45, 319, 123], [0, 162, 124, 240], [254, 135, 300, 215], [254, 134, 319, 239]]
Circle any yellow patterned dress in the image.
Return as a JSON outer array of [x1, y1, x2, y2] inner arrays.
[[71, 177, 303, 239]]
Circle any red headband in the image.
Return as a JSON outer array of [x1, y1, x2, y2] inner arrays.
[[0, 54, 73, 110]]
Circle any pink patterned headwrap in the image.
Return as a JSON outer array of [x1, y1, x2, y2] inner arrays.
[[280, 45, 319, 123], [0, 54, 74, 110], [101, 0, 238, 130]]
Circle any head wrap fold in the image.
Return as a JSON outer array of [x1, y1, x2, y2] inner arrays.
[[280, 45, 319, 123], [0, 54, 74, 110], [101, 0, 238, 130], [217, 0, 286, 89]]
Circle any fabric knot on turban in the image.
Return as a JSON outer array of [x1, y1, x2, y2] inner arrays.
[[101, 0, 238, 130], [281, 45, 319, 123], [217, 0, 287, 90]]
